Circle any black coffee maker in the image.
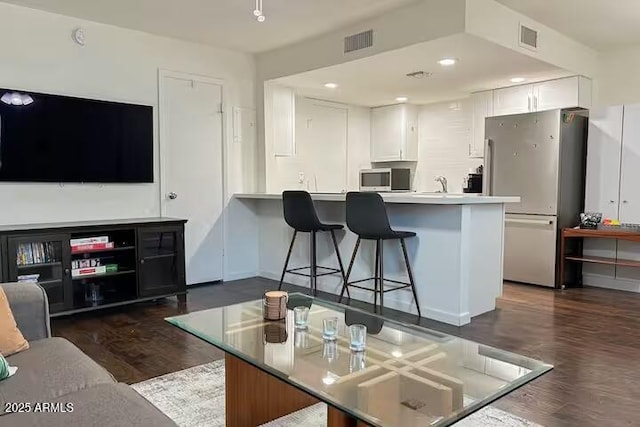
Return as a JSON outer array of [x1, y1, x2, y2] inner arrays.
[[463, 166, 484, 194]]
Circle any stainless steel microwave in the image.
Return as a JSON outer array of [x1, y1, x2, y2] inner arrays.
[[359, 168, 412, 192]]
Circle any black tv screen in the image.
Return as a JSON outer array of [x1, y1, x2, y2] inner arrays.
[[0, 88, 153, 183]]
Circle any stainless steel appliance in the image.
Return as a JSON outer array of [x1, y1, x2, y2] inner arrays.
[[359, 168, 411, 192], [485, 110, 587, 287]]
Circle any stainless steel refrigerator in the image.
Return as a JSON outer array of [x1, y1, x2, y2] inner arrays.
[[485, 109, 587, 287]]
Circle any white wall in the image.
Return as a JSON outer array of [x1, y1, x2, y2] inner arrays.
[[0, 2, 255, 225], [266, 95, 370, 193], [415, 99, 483, 193], [595, 47, 640, 106]]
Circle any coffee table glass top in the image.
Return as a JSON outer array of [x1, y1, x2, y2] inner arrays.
[[166, 294, 552, 427]]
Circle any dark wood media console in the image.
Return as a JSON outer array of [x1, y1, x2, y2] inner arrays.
[[0, 217, 187, 317]]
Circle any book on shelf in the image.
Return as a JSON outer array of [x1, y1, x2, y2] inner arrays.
[[16, 242, 58, 266], [17, 274, 40, 283], [70, 236, 110, 246], [71, 242, 115, 253], [71, 258, 102, 270], [72, 266, 107, 278]]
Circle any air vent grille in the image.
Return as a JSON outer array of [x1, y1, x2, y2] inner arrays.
[[344, 30, 373, 54], [519, 24, 538, 50]]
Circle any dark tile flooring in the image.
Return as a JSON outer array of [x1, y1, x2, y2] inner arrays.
[[52, 278, 640, 427]]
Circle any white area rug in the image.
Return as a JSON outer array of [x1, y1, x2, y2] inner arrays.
[[132, 361, 542, 427]]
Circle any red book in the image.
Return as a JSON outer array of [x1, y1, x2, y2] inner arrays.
[[71, 242, 115, 253]]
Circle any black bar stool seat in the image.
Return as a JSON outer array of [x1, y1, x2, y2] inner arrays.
[[278, 191, 348, 296], [339, 192, 421, 317]]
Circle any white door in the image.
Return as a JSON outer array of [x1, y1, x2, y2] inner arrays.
[[295, 98, 348, 192], [533, 77, 579, 112], [493, 84, 533, 116], [619, 104, 640, 224], [160, 72, 224, 285], [585, 105, 623, 219]]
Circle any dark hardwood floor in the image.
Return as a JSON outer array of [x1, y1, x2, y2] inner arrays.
[[52, 278, 640, 427]]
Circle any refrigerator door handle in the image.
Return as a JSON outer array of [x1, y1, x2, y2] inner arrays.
[[505, 218, 554, 226]]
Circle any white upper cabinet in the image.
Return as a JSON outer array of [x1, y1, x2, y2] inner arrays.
[[492, 84, 534, 116], [492, 76, 592, 117], [585, 106, 623, 220], [470, 91, 494, 158], [619, 104, 640, 224], [270, 85, 296, 156], [371, 104, 418, 162], [534, 76, 592, 112]]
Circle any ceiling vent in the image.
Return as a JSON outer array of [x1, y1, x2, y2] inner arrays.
[[344, 30, 373, 54], [519, 23, 538, 51]]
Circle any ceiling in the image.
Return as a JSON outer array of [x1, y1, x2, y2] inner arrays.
[[0, 0, 417, 53], [495, 0, 640, 51], [274, 34, 571, 107]]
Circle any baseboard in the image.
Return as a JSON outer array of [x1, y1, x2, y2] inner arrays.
[[258, 271, 470, 326], [224, 271, 260, 282], [582, 273, 640, 293]]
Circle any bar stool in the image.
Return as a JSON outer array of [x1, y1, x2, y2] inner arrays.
[[339, 192, 421, 317], [278, 191, 348, 296]]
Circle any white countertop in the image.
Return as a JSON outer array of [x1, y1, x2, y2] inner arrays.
[[234, 192, 520, 205]]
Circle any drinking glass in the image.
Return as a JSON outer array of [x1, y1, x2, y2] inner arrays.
[[322, 316, 339, 341], [293, 306, 310, 329], [349, 324, 367, 352], [295, 329, 309, 348], [323, 340, 338, 362], [349, 351, 366, 373]]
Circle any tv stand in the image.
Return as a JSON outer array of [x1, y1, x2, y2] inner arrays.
[[0, 217, 187, 317]]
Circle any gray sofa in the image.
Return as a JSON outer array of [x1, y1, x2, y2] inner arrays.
[[0, 282, 176, 426]]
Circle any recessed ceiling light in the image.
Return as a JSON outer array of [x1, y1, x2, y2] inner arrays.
[[510, 77, 526, 83], [438, 58, 458, 66], [324, 83, 338, 89], [396, 96, 409, 102]]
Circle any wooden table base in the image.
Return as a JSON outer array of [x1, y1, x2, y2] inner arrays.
[[225, 353, 368, 426]]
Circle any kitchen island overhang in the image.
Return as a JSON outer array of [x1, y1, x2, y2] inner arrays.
[[226, 193, 520, 326]]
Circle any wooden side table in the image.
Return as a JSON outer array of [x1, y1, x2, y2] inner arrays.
[[560, 226, 640, 289]]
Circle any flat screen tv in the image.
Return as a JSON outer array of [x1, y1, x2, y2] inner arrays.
[[0, 88, 153, 183]]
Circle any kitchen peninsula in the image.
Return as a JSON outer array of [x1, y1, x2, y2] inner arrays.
[[228, 193, 519, 326]]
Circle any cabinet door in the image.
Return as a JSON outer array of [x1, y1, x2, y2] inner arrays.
[[619, 104, 640, 224], [371, 105, 403, 161], [585, 106, 623, 219], [137, 226, 186, 298], [7, 234, 72, 313], [270, 85, 296, 156], [533, 77, 579, 112], [470, 91, 493, 158], [492, 84, 533, 116]]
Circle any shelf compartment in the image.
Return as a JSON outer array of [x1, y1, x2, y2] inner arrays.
[[72, 269, 136, 281], [565, 255, 640, 268]]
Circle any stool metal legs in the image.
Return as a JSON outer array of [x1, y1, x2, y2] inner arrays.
[[279, 230, 347, 297], [278, 231, 298, 291], [339, 237, 422, 318], [310, 231, 317, 295], [339, 238, 360, 303], [400, 238, 421, 317]]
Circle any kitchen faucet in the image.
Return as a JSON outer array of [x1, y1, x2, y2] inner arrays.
[[435, 176, 448, 193]]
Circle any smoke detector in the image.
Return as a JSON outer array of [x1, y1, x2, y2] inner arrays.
[[406, 71, 432, 79]]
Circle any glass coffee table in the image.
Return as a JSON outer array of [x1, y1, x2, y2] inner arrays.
[[166, 294, 551, 427]]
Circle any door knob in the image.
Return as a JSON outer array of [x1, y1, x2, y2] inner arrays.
[[168, 192, 178, 200]]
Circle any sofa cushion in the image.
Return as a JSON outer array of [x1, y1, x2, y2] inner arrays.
[[0, 337, 115, 414], [0, 287, 29, 357], [0, 383, 177, 426]]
